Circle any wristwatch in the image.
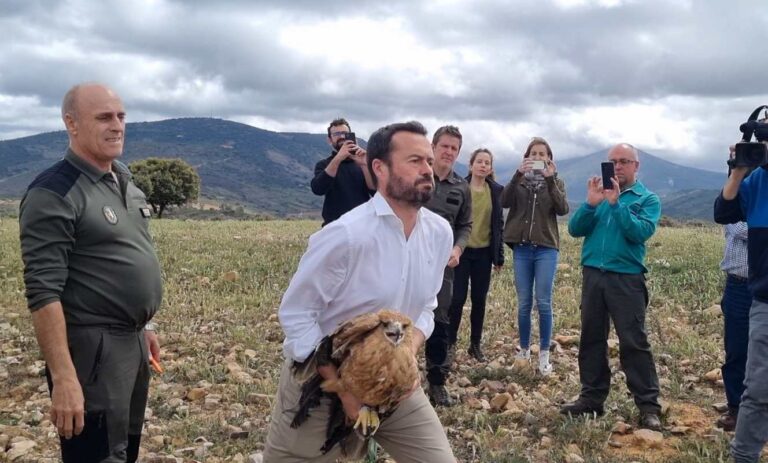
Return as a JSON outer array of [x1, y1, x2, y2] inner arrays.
[[145, 321, 157, 331]]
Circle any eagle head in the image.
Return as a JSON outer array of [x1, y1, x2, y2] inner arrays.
[[378, 311, 411, 346], [382, 320, 405, 345]]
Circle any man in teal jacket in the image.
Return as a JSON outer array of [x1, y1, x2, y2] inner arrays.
[[561, 143, 662, 431]]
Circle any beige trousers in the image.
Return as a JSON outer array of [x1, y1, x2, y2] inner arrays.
[[263, 359, 456, 463]]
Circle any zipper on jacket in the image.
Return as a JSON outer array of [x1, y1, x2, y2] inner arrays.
[[527, 191, 537, 241], [599, 210, 612, 270]]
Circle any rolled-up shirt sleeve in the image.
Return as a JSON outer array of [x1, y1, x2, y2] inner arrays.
[[414, 296, 437, 339], [19, 188, 76, 311], [278, 224, 350, 362]]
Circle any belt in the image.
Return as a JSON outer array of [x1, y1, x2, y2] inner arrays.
[[67, 323, 147, 333], [727, 274, 749, 283]]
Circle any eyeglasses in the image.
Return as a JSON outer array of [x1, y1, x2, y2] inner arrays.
[[609, 159, 637, 166], [330, 131, 348, 138]]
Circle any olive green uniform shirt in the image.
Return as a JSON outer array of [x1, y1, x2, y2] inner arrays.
[[19, 149, 162, 328], [424, 171, 472, 250]]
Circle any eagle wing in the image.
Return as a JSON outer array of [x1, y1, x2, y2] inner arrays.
[[330, 312, 383, 361]]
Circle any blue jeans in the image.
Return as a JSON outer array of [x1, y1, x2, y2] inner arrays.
[[721, 275, 752, 412], [732, 299, 768, 462], [513, 244, 558, 350]]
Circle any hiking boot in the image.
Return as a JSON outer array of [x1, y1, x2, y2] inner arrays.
[[716, 411, 737, 432], [639, 412, 662, 431], [446, 343, 457, 367], [560, 400, 604, 417], [428, 384, 455, 407], [468, 343, 486, 362]]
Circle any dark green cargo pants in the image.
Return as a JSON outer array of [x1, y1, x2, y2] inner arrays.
[[46, 326, 150, 463]]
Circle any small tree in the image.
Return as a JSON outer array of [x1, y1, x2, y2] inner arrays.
[[130, 158, 200, 218]]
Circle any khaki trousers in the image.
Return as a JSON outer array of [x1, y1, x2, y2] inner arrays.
[[263, 359, 456, 463]]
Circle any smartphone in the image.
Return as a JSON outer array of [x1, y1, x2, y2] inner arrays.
[[531, 160, 546, 171], [601, 162, 615, 189], [344, 132, 356, 144]]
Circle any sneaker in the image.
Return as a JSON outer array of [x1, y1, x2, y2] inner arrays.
[[468, 343, 486, 362], [715, 411, 737, 432], [639, 412, 662, 431], [538, 350, 552, 376], [559, 400, 604, 417], [515, 348, 531, 361], [428, 384, 455, 407]]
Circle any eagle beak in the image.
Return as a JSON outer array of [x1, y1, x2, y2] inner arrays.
[[385, 322, 404, 345]]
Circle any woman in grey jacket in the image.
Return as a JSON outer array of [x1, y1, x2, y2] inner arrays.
[[501, 137, 569, 375]]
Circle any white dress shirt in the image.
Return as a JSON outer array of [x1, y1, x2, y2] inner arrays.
[[279, 193, 454, 362]]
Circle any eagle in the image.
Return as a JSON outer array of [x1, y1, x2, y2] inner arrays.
[[289, 309, 418, 454]]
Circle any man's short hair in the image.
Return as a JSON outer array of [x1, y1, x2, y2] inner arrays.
[[366, 121, 428, 188], [327, 118, 351, 137], [431, 125, 462, 148], [61, 85, 81, 120]]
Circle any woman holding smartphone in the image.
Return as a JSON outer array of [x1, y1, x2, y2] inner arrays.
[[501, 137, 569, 375], [447, 148, 505, 362]]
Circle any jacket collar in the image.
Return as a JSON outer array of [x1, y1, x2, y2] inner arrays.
[[65, 148, 131, 184], [620, 180, 647, 197], [436, 170, 462, 184]]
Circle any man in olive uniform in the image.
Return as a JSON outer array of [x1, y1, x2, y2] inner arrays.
[[423, 125, 472, 406], [19, 83, 163, 462]]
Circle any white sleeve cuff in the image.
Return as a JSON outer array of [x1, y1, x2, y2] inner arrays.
[[414, 309, 435, 340], [282, 323, 324, 363]]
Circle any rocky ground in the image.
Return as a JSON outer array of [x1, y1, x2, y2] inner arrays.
[[0, 220, 758, 462]]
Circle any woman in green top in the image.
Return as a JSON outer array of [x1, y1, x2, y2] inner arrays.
[[448, 148, 505, 362]]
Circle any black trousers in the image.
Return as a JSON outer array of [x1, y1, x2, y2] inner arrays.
[[425, 267, 454, 386], [577, 267, 661, 414], [448, 246, 493, 345], [46, 326, 150, 463]]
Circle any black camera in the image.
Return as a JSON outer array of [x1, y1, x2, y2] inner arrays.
[[729, 105, 768, 169]]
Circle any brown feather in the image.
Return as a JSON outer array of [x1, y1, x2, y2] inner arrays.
[[321, 310, 417, 412]]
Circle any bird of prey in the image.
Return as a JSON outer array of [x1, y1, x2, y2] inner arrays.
[[290, 309, 418, 454]]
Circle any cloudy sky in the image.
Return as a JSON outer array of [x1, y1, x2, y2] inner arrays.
[[1, 0, 766, 171]]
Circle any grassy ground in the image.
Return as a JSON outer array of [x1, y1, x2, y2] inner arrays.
[[0, 219, 738, 462]]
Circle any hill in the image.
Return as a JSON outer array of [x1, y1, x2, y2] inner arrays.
[[0, 118, 725, 219], [500, 149, 725, 220], [0, 118, 333, 216]]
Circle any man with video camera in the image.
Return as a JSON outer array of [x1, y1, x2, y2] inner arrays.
[[311, 118, 374, 226], [714, 107, 768, 463]]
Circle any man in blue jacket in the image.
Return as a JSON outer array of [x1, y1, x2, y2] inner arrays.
[[714, 150, 768, 463], [562, 143, 662, 431]]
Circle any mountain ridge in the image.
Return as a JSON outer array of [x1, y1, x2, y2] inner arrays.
[[0, 118, 725, 220]]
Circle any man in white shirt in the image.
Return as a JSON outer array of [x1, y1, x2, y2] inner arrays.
[[263, 121, 456, 462]]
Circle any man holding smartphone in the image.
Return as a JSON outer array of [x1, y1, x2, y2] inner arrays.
[[563, 143, 663, 431], [311, 118, 374, 226]]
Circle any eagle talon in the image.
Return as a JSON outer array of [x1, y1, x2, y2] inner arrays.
[[353, 406, 380, 437]]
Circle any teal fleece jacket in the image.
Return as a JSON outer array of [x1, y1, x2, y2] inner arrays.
[[568, 181, 660, 274]]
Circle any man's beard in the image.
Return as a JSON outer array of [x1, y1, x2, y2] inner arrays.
[[333, 139, 345, 152], [386, 173, 433, 206]]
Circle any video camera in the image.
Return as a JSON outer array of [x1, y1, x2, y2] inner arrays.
[[728, 105, 768, 169]]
